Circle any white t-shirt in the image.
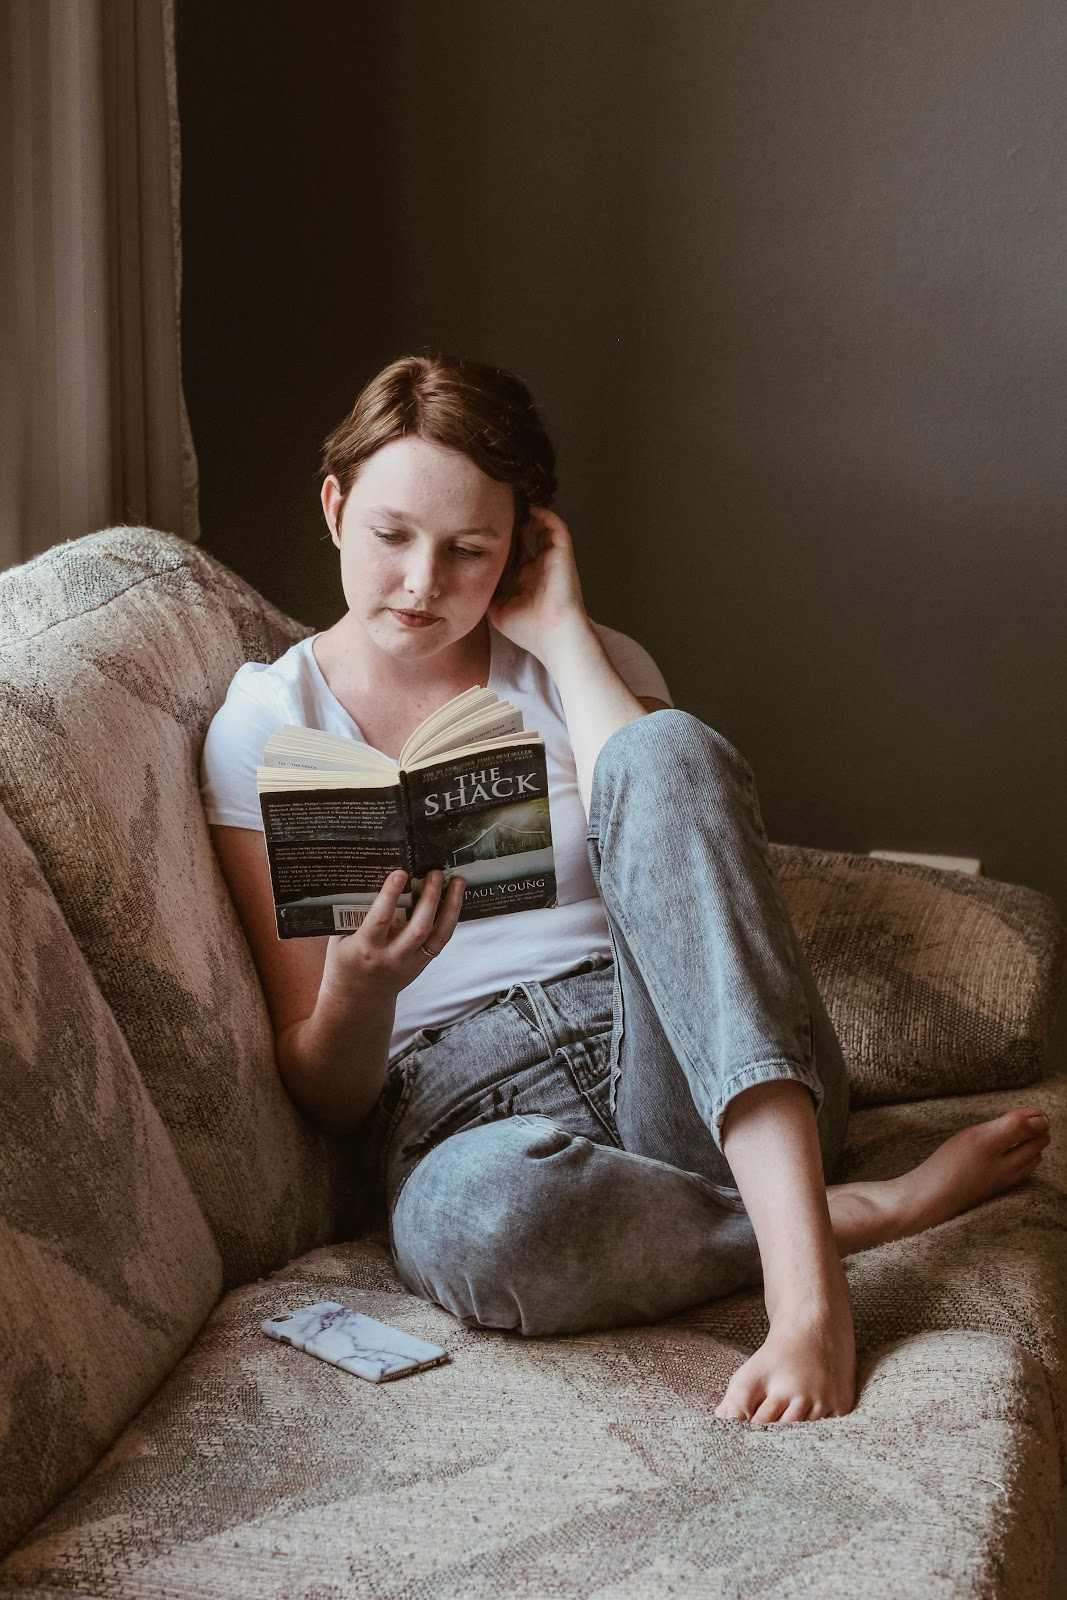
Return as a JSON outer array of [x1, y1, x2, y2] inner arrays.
[[200, 621, 672, 1061]]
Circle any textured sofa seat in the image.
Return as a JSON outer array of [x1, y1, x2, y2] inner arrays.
[[0, 529, 1064, 1600], [3, 1108, 1067, 1600]]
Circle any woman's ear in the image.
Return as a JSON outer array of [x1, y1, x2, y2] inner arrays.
[[321, 476, 343, 548]]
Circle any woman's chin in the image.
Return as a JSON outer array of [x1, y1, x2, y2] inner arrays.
[[373, 617, 457, 654]]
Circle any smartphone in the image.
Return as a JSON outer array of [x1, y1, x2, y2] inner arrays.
[[261, 1300, 450, 1383]]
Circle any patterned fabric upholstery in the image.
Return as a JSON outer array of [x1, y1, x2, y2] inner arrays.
[[1, 527, 1065, 1594], [0, 805, 223, 1557], [770, 844, 1066, 1106], [1, 1079, 1064, 1598], [0, 529, 362, 1290]]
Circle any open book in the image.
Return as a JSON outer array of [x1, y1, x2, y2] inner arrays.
[[256, 686, 556, 938]]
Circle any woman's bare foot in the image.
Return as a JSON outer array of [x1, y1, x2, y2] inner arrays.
[[824, 1104, 1052, 1257], [712, 1104, 1051, 1426], [714, 1253, 857, 1425]]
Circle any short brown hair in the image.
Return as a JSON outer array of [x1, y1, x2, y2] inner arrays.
[[319, 352, 558, 584]]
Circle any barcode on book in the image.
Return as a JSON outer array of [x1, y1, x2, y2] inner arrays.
[[333, 906, 372, 932], [332, 905, 408, 933]]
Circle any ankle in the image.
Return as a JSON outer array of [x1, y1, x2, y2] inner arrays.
[[826, 1178, 908, 1254], [763, 1251, 850, 1324]]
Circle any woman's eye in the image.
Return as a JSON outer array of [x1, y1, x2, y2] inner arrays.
[[372, 529, 483, 559]]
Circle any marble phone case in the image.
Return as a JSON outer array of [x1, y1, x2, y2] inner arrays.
[[261, 1300, 450, 1383]]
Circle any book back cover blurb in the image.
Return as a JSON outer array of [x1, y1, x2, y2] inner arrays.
[[405, 744, 556, 920], [259, 786, 412, 938]]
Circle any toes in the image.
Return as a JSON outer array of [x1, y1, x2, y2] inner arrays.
[[751, 1395, 844, 1425], [750, 1394, 790, 1426], [714, 1391, 750, 1422], [996, 1109, 1046, 1145], [1012, 1137, 1049, 1169], [1004, 1131, 1050, 1162], [715, 1363, 763, 1422]]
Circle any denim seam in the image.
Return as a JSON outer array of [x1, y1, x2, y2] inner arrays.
[[559, 1039, 624, 1149], [588, 716, 818, 1118], [509, 990, 540, 1032], [593, 821, 822, 1146], [588, 880, 760, 1126]]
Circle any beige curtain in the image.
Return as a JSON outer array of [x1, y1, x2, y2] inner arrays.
[[0, 0, 199, 570]]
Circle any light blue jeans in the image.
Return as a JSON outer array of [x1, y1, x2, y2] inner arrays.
[[357, 710, 850, 1336]]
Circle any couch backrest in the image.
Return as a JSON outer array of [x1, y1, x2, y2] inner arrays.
[[0, 803, 223, 1557], [770, 842, 1066, 1104], [0, 528, 362, 1290]]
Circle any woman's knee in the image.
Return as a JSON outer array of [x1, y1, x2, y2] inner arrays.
[[389, 1116, 601, 1335], [594, 709, 754, 805]]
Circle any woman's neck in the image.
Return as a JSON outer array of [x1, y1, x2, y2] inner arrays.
[[316, 615, 492, 708]]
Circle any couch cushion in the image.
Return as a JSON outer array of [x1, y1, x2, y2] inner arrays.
[[0, 528, 361, 1288], [771, 843, 1066, 1105], [0, 806, 223, 1559], [2, 1077, 1064, 1597]]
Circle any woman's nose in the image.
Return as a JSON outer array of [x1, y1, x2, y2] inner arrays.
[[404, 548, 442, 600]]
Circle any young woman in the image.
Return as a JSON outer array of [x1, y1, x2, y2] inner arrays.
[[201, 352, 1051, 1425]]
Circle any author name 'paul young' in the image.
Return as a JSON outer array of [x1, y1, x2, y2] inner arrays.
[[421, 765, 542, 816]]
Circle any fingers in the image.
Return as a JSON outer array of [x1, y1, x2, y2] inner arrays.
[[527, 503, 566, 531], [521, 512, 572, 563], [525, 505, 570, 553], [406, 869, 466, 953], [354, 868, 411, 940]]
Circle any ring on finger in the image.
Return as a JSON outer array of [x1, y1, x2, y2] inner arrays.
[[420, 944, 439, 960]]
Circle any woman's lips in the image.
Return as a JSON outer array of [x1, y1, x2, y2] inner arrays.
[[391, 609, 440, 627]]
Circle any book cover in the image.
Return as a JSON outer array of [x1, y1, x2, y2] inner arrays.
[[405, 742, 555, 921], [259, 783, 415, 939], [256, 694, 557, 938]]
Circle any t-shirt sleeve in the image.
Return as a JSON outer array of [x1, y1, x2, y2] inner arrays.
[[199, 666, 287, 830], [591, 622, 674, 706]]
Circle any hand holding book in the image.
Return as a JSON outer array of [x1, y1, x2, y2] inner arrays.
[[319, 867, 466, 1001]]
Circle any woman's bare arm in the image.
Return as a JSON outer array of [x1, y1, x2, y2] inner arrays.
[[541, 624, 669, 813], [209, 825, 463, 1136], [487, 506, 672, 813]]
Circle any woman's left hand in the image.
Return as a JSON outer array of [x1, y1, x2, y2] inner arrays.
[[487, 506, 590, 662]]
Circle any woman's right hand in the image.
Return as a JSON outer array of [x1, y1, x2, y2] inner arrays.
[[319, 868, 465, 1001]]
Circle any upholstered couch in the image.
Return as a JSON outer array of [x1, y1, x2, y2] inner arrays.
[[1, 527, 1065, 1600]]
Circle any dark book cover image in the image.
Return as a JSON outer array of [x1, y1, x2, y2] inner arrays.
[[406, 744, 556, 922]]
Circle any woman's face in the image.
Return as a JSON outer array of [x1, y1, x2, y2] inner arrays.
[[322, 436, 516, 666]]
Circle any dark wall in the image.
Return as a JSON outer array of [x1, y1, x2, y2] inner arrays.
[[178, 1, 1067, 941], [175, 0, 401, 626]]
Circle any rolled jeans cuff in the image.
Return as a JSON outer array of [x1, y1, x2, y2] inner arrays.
[[712, 1058, 827, 1158]]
